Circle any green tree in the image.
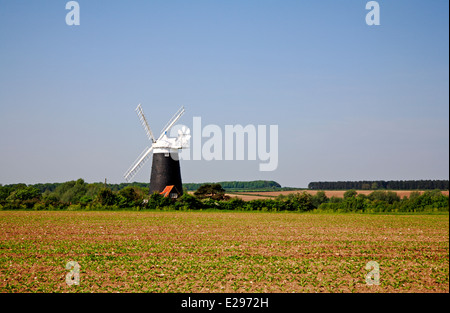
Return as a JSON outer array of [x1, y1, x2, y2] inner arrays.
[[50, 179, 88, 204], [223, 198, 246, 211], [343, 189, 357, 199], [289, 192, 314, 212], [5, 186, 41, 209], [7, 186, 41, 201], [311, 191, 328, 208], [194, 184, 227, 200], [145, 192, 173, 209], [409, 191, 421, 200], [0, 185, 12, 202], [368, 190, 400, 204], [118, 187, 140, 207], [97, 188, 117, 206], [175, 193, 203, 210]]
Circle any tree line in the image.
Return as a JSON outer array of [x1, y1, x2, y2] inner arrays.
[[26, 180, 284, 194], [184, 180, 282, 191], [0, 179, 148, 211], [308, 180, 449, 191], [0, 180, 448, 213]]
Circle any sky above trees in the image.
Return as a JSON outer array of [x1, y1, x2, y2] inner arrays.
[[0, 0, 448, 187]]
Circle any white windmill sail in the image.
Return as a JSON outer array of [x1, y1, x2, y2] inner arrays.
[[124, 146, 153, 182], [136, 104, 156, 143], [123, 104, 188, 183], [157, 106, 185, 141]]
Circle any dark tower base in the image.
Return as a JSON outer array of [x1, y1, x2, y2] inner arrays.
[[149, 152, 183, 196]]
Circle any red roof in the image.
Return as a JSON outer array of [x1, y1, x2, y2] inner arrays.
[[160, 185, 175, 197]]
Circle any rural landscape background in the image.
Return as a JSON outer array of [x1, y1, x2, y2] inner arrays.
[[1, 179, 449, 293], [0, 0, 448, 298], [0, 179, 449, 213]]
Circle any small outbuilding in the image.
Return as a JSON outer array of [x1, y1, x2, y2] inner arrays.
[[160, 185, 181, 199]]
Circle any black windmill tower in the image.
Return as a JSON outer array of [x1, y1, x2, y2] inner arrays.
[[124, 104, 190, 197]]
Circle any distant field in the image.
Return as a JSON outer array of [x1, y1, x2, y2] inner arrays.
[[0, 211, 448, 293], [226, 190, 450, 201]]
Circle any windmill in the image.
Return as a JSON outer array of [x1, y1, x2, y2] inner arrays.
[[124, 104, 190, 197]]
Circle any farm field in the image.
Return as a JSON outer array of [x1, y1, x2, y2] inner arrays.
[[226, 190, 450, 201], [0, 211, 448, 293]]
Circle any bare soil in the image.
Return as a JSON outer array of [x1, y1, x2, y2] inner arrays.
[[0, 211, 448, 293]]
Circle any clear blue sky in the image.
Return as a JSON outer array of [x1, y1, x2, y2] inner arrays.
[[0, 0, 448, 187]]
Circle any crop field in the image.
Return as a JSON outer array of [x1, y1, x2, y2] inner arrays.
[[0, 211, 448, 293]]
